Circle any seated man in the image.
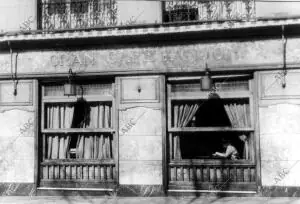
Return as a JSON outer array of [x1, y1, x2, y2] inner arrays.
[[212, 139, 239, 160]]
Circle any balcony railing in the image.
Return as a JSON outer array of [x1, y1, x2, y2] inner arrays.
[[163, 0, 255, 23], [39, 0, 256, 31], [40, 0, 117, 30]]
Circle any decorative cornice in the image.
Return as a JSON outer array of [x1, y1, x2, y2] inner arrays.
[[1, 18, 300, 43]]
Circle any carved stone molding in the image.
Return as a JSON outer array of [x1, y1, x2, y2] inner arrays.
[[0, 39, 284, 75]]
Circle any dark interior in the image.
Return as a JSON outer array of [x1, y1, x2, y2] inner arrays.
[[174, 95, 249, 159], [180, 132, 245, 159]]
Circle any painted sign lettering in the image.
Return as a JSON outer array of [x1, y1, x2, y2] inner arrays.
[[50, 52, 96, 71]]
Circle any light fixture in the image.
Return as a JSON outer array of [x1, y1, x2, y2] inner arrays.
[[64, 68, 76, 96], [281, 25, 287, 88], [8, 41, 18, 96], [200, 64, 212, 91]]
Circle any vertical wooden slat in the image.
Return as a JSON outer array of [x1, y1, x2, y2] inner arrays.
[[196, 168, 201, 182], [89, 165, 94, 180], [69, 165, 73, 180], [170, 167, 174, 181], [244, 168, 250, 182], [180, 166, 184, 181], [51, 165, 54, 180], [76, 165, 79, 180], [176, 167, 181, 181], [169, 133, 173, 160], [207, 166, 211, 182], [76, 166, 80, 180], [42, 134, 46, 160], [227, 167, 230, 182], [50, 165, 54, 180], [72, 165, 76, 180], [100, 166, 105, 181], [86, 165, 92, 180], [190, 167, 194, 181], [60, 165, 65, 180], [66, 165, 70, 180], [104, 166, 107, 181], [237, 168, 243, 182], [75, 165, 78, 180], [210, 167, 215, 182], [83, 166, 88, 180], [250, 168, 255, 182], [113, 166, 116, 180], [107, 165, 111, 180], [54, 165, 59, 179], [202, 167, 207, 182], [241, 167, 244, 182], [222, 168, 227, 183], [43, 165, 48, 180], [80, 165, 83, 180], [229, 167, 235, 183], [183, 167, 189, 181], [95, 165, 100, 180], [216, 168, 222, 183]]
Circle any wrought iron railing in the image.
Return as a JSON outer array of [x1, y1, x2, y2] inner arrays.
[[163, 0, 255, 23], [39, 0, 256, 31], [40, 0, 117, 30]]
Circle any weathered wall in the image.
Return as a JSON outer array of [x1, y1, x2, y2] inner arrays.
[[117, 76, 164, 193], [256, 1, 300, 19], [0, 80, 36, 195], [117, 1, 162, 25], [259, 71, 300, 187], [0, 0, 36, 33], [0, 39, 287, 76]]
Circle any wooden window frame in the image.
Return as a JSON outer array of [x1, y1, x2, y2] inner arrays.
[[39, 81, 117, 189], [166, 75, 257, 191]]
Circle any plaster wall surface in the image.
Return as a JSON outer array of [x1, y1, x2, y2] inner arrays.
[[256, 2, 300, 18], [117, 1, 162, 25], [0, 80, 35, 183], [118, 76, 163, 185], [259, 71, 300, 187], [0, 0, 36, 33]]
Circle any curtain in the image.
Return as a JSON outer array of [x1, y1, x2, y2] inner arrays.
[[46, 102, 113, 160], [47, 104, 74, 159], [224, 103, 250, 128], [76, 103, 113, 159], [76, 134, 112, 159], [171, 103, 199, 160], [86, 103, 112, 128], [238, 134, 254, 160]]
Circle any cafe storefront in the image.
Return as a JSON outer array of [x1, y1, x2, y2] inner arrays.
[[0, 23, 300, 196]]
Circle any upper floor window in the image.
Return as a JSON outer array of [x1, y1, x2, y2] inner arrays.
[[163, 0, 255, 23], [40, 0, 117, 30]]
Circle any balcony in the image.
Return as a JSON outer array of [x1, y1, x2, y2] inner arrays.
[[39, 0, 118, 30], [39, 0, 256, 31], [163, 0, 255, 23]]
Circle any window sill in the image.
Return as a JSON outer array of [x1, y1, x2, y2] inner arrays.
[[41, 159, 115, 165], [42, 128, 114, 133], [169, 159, 255, 166], [169, 127, 254, 132]]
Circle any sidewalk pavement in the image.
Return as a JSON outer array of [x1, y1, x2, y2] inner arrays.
[[1, 197, 300, 204]]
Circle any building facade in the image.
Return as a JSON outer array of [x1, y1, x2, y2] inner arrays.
[[0, 0, 300, 196]]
